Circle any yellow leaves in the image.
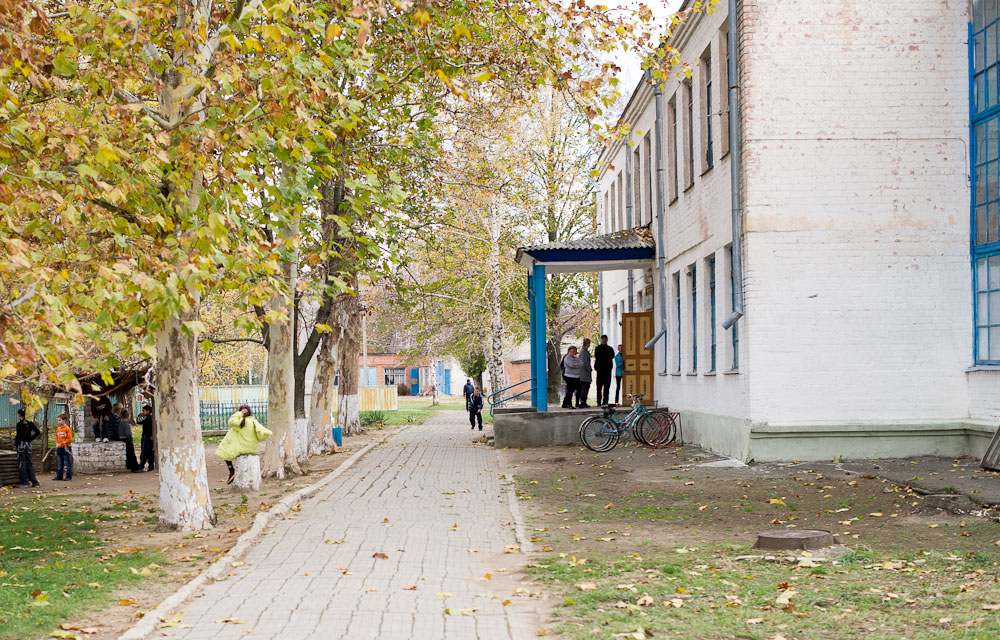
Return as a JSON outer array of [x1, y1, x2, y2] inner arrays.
[[402, 585, 417, 590], [767, 498, 787, 506], [372, 552, 389, 559], [119, 598, 137, 606], [414, 10, 431, 28], [325, 23, 343, 42], [504, 544, 520, 554], [434, 591, 452, 597], [262, 24, 282, 44], [447, 523, 460, 531], [95, 146, 118, 167], [445, 608, 476, 616], [473, 70, 495, 82], [324, 539, 345, 545]]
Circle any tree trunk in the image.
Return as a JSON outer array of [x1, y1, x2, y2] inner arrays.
[[262, 219, 302, 478], [486, 222, 506, 398], [430, 358, 439, 405], [155, 308, 216, 531], [307, 332, 337, 455], [336, 281, 363, 436]]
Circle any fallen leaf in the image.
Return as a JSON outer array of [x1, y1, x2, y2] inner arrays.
[[231, 561, 245, 568], [372, 552, 389, 559], [636, 593, 655, 606], [537, 631, 549, 637], [324, 539, 345, 545], [214, 618, 243, 624], [119, 599, 137, 606], [434, 591, 453, 597], [982, 603, 1000, 610], [402, 585, 417, 590], [504, 544, 520, 554], [577, 583, 598, 591], [747, 618, 764, 624], [776, 590, 796, 606]]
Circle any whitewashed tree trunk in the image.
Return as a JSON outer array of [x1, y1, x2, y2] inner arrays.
[[155, 308, 215, 531], [486, 210, 506, 398], [262, 218, 302, 479], [430, 358, 439, 406], [308, 333, 337, 455], [232, 454, 261, 492], [336, 282, 362, 437]]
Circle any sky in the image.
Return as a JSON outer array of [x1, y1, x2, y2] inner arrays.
[[610, 0, 685, 90]]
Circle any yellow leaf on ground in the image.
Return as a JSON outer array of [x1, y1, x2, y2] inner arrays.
[[402, 585, 417, 590]]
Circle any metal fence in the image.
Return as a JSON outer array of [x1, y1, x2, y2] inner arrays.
[[199, 400, 268, 431]]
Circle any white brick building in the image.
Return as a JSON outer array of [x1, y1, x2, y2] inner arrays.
[[596, 0, 999, 461]]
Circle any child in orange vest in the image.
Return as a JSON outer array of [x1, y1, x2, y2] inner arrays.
[[54, 413, 73, 481]]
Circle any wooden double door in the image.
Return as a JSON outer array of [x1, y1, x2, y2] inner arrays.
[[621, 311, 654, 406]]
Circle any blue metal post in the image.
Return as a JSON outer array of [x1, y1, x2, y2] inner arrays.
[[528, 271, 538, 408], [531, 264, 548, 411]]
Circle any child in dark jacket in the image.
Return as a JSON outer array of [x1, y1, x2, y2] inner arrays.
[[15, 408, 40, 488], [468, 388, 485, 431]]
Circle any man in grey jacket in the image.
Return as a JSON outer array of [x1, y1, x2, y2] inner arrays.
[[577, 338, 593, 408], [561, 346, 584, 409]]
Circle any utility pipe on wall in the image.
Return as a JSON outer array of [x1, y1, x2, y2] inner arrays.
[[651, 69, 670, 372], [722, 0, 744, 331], [624, 132, 635, 312]]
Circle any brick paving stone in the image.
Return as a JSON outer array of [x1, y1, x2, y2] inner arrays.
[[162, 412, 545, 639]]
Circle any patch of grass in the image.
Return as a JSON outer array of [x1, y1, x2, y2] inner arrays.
[[528, 545, 1000, 640], [0, 496, 162, 640]]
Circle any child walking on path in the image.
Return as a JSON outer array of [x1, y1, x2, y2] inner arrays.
[[217, 404, 272, 484], [15, 408, 40, 488], [54, 413, 72, 481], [468, 387, 484, 431]]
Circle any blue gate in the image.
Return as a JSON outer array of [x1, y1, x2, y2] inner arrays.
[[443, 369, 452, 395], [410, 368, 420, 395]]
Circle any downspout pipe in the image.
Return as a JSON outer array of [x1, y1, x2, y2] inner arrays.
[[651, 69, 670, 371], [624, 132, 635, 312], [721, 0, 744, 331]]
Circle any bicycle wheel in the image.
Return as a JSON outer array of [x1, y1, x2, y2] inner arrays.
[[579, 417, 620, 452], [631, 411, 653, 447], [636, 411, 677, 448]]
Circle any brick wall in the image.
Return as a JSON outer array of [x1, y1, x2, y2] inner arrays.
[[740, 0, 971, 422]]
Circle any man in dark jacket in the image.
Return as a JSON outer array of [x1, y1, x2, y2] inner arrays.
[[468, 387, 485, 431], [14, 408, 40, 488], [90, 396, 111, 440], [136, 405, 155, 472], [593, 335, 616, 406], [462, 379, 475, 410]]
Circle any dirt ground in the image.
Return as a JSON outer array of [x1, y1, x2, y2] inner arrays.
[[8, 428, 392, 640], [501, 442, 1000, 558]]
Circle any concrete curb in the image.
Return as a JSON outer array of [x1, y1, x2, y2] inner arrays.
[[495, 448, 534, 554], [118, 440, 381, 640]]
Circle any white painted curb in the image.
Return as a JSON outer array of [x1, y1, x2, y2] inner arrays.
[[118, 440, 380, 640]]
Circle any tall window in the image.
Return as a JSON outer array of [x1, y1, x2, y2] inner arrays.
[[719, 27, 731, 157], [673, 272, 682, 372], [729, 244, 739, 371], [609, 183, 616, 232], [701, 49, 714, 172], [644, 134, 654, 224], [618, 171, 625, 231], [668, 96, 679, 200], [708, 256, 717, 373], [684, 81, 695, 188], [604, 192, 610, 232], [632, 147, 642, 226], [689, 264, 697, 372], [973, 1, 1000, 363]]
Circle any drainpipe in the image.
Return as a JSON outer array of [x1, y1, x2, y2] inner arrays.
[[722, 0, 744, 331], [625, 132, 635, 312], [648, 69, 670, 373]]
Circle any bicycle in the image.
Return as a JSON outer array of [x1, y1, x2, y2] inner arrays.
[[578, 394, 678, 452]]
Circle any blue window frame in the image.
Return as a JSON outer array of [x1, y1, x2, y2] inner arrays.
[[690, 264, 697, 372], [674, 272, 682, 372], [729, 245, 739, 371], [709, 257, 717, 373], [972, 1, 1000, 363]]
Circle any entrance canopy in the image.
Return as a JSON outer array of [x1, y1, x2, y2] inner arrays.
[[512, 228, 656, 412], [515, 227, 655, 273]]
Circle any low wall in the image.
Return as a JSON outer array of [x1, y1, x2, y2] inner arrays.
[[493, 408, 592, 448], [74, 441, 127, 474], [747, 419, 997, 463]]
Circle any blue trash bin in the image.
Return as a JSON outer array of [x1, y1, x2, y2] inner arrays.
[[332, 427, 343, 447]]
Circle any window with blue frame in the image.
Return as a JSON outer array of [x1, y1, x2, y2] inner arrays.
[[674, 272, 682, 372], [973, 0, 1000, 363], [690, 264, 697, 372], [708, 256, 717, 373], [729, 244, 739, 371]]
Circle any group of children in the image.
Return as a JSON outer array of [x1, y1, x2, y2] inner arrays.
[[13, 400, 156, 487]]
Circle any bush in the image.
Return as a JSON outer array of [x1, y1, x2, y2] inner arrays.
[[397, 383, 411, 396], [360, 410, 387, 427]]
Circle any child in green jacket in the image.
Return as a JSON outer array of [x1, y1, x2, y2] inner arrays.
[[216, 404, 272, 484]]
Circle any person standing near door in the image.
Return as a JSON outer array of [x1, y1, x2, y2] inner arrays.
[[593, 335, 615, 406], [615, 344, 624, 404], [561, 346, 584, 409], [577, 338, 593, 408]]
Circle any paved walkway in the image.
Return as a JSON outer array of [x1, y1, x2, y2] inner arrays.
[[163, 412, 543, 639]]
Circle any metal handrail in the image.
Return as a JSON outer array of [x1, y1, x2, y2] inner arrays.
[[487, 378, 535, 416]]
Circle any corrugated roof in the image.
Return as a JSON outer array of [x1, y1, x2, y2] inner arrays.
[[519, 226, 654, 253]]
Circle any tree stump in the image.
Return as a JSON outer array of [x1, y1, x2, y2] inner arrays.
[[232, 454, 261, 492], [753, 529, 835, 551]]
